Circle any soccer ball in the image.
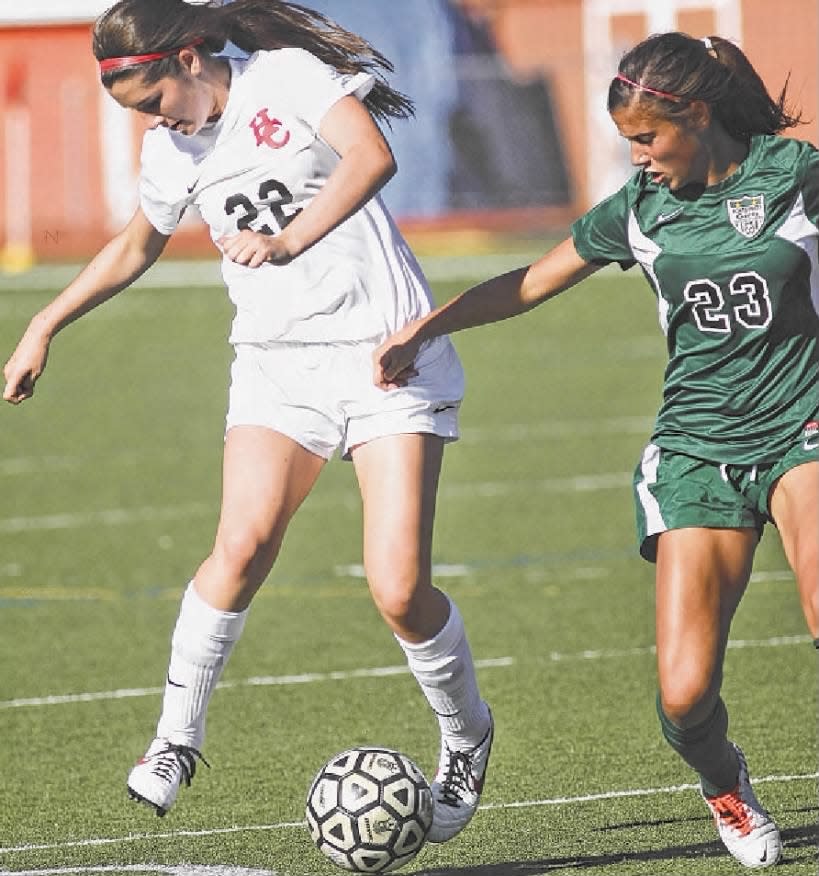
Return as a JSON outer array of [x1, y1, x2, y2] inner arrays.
[[305, 746, 433, 873]]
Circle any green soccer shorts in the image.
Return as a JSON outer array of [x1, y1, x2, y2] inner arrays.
[[632, 419, 819, 562]]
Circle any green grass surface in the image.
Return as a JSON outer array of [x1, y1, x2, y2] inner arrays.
[[0, 264, 815, 876]]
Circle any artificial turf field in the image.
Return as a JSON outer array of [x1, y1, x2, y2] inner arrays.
[[0, 253, 815, 876]]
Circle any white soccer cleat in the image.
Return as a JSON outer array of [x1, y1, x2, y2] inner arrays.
[[427, 710, 494, 843], [702, 743, 782, 869], [127, 737, 208, 817]]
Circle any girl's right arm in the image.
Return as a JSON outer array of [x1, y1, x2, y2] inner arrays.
[[3, 208, 169, 404]]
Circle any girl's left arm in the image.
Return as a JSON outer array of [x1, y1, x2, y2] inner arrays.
[[218, 95, 395, 268]]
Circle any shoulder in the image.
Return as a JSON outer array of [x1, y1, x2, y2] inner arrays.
[[141, 125, 206, 168], [243, 47, 373, 129], [237, 48, 341, 107], [140, 127, 202, 201], [765, 135, 819, 203], [752, 133, 817, 174], [571, 172, 646, 258], [243, 47, 330, 78], [587, 171, 651, 220]]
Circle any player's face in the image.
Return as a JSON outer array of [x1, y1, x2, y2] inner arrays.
[[611, 102, 709, 191], [108, 70, 214, 135]]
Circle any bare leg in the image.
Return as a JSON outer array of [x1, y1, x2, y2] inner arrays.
[[655, 527, 755, 792], [352, 432, 448, 640], [128, 427, 325, 814], [768, 461, 819, 638], [195, 425, 326, 611], [655, 526, 755, 729], [352, 433, 492, 843], [655, 526, 781, 867]]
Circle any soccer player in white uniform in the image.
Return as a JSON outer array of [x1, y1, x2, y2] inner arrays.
[[375, 32, 819, 870], [2, 0, 492, 842]]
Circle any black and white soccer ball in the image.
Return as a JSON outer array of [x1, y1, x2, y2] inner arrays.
[[305, 746, 433, 873]]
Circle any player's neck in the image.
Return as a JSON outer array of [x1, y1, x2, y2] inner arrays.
[[204, 57, 232, 124], [704, 127, 750, 187]]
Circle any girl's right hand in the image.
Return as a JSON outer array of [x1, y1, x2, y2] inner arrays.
[[3, 327, 51, 404], [372, 322, 423, 390]]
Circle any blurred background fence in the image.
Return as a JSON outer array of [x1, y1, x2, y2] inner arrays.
[[0, 0, 817, 267]]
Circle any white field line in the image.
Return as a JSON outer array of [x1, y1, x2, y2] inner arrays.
[[0, 251, 614, 296], [442, 471, 633, 498], [0, 658, 514, 710], [546, 634, 811, 663], [0, 415, 655, 481], [0, 472, 632, 535], [459, 415, 655, 444], [0, 503, 212, 534], [0, 869, 280, 876], [477, 771, 819, 812], [1, 771, 815, 858], [1, 635, 810, 711]]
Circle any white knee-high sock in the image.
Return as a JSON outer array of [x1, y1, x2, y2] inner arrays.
[[396, 597, 490, 748], [156, 582, 248, 749]]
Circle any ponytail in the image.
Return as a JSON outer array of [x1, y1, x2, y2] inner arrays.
[[93, 0, 413, 123], [703, 35, 803, 136], [608, 32, 803, 137]]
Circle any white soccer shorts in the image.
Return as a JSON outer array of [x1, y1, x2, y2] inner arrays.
[[225, 335, 464, 459]]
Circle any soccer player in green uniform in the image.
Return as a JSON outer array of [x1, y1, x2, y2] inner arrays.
[[374, 31, 818, 870]]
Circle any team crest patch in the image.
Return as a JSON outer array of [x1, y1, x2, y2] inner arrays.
[[726, 194, 765, 238]]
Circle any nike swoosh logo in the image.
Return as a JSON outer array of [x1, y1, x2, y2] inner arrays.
[[655, 207, 684, 224], [167, 674, 187, 689], [186, 178, 200, 194]]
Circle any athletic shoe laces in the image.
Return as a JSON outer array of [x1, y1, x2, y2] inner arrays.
[[145, 743, 210, 787], [438, 748, 478, 807], [708, 786, 755, 836]]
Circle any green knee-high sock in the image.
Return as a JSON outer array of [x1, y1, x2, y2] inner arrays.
[[657, 694, 739, 796]]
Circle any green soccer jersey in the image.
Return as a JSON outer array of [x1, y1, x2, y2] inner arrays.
[[572, 134, 819, 465]]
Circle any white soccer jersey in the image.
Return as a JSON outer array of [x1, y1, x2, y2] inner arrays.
[[139, 48, 436, 343]]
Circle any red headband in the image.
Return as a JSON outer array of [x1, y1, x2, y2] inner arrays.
[[99, 38, 204, 73], [615, 72, 682, 103]]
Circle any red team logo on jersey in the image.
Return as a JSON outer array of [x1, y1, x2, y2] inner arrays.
[[249, 109, 291, 149]]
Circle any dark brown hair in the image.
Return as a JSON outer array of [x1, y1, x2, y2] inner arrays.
[[93, 0, 413, 122], [607, 32, 803, 137]]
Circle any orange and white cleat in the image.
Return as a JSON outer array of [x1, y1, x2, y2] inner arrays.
[[702, 743, 782, 869]]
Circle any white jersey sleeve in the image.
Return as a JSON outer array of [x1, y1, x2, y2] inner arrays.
[[272, 47, 375, 131], [138, 130, 200, 235]]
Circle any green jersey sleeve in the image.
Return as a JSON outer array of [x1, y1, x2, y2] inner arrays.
[[571, 181, 637, 270], [799, 143, 819, 226]]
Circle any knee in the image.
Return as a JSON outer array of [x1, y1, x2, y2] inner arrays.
[[366, 550, 426, 621], [370, 576, 451, 643], [370, 579, 419, 629], [658, 672, 719, 727], [212, 526, 280, 585]]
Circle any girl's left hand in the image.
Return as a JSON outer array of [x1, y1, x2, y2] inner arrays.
[[218, 230, 296, 267]]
